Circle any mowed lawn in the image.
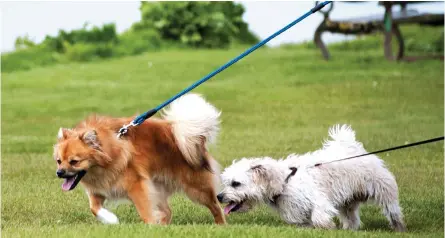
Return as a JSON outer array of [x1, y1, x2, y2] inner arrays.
[[2, 45, 443, 237]]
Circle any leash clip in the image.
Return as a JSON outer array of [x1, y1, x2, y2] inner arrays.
[[117, 121, 137, 138]]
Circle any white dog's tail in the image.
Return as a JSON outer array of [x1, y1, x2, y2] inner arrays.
[[323, 124, 363, 152], [162, 93, 221, 169], [328, 124, 356, 143]]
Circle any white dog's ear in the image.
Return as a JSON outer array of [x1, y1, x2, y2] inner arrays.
[[250, 164, 284, 199], [80, 130, 101, 150], [250, 164, 269, 182]]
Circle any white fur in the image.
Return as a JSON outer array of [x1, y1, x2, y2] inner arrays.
[[220, 124, 406, 231], [57, 128, 64, 140], [96, 208, 119, 224], [162, 93, 221, 167]]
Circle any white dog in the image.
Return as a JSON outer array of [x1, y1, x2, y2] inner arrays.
[[218, 124, 406, 232]]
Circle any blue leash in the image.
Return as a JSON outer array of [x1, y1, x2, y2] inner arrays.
[[117, 1, 332, 138]]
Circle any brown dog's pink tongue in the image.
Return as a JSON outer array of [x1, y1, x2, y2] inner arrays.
[[62, 177, 75, 191], [224, 203, 238, 215]]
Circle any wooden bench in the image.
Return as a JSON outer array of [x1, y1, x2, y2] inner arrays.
[[313, 1, 444, 61]]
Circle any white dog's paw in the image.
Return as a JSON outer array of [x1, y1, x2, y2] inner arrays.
[[96, 208, 119, 224]]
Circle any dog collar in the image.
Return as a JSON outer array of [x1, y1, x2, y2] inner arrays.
[[269, 167, 298, 205]]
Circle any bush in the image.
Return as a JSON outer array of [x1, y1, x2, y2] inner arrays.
[[2, 23, 168, 71], [42, 23, 118, 53], [53, 29, 165, 62], [64, 42, 114, 62], [14, 35, 36, 50], [114, 29, 165, 56], [1, 45, 59, 72], [135, 2, 258, 48]]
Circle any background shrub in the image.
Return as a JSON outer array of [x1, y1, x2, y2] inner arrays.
[[42, 23, 118, 53], [1, 45, 59, 72], [63, 42, 114, 62], [135, 2, 259, 48], [114, 29, 164, 56], [14, 35, 36, 50]]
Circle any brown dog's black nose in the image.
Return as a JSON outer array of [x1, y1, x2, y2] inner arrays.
[[56, 169, 66, 177], [217, 193, 224, 202]]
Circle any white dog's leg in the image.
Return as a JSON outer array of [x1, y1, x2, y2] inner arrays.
[[339, 202, 361, 230], [311, 204, 337, 229], [382, 201, 406, 232], [338, 208, 350, 229]]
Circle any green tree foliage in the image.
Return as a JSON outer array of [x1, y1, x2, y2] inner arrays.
[[134, 1, 258, 48]]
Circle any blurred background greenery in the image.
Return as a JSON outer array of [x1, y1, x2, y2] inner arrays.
[[2, 1, 443, 73]]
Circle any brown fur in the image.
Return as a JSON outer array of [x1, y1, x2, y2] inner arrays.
[[54, 115, 225, 225]]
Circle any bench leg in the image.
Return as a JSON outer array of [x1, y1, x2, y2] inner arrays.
[[392, 24, 404, 60], [383, 3, 394, 61], [314, 22, 330, 60]]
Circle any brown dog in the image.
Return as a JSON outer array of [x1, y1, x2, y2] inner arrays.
[[53, 93, 225, 225]]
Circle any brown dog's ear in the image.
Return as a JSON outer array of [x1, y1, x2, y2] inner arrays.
[[81, 130, 101, 150], [57, 128, 73, 141]]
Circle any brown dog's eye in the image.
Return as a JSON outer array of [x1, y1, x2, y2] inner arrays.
[[57, 159, 61, 164], [69, 160, 79, 165], [231, 181, 241, 187]]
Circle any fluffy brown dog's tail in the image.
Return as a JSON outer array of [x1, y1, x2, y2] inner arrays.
[[161, 93, 221, 170]]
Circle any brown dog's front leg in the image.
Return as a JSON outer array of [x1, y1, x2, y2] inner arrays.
[[128, 180, 155, 224], [88, 192, 119, 224]]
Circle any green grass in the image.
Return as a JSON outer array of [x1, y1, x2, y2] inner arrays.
[[2, 42, 443, 237]]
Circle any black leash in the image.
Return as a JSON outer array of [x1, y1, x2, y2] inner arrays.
[[269, 167, 298, 205], [272, 136, 444, 204], [269, 136, 444, 205], [285, 167, 298, 183], [313, 136, 444, 167]]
